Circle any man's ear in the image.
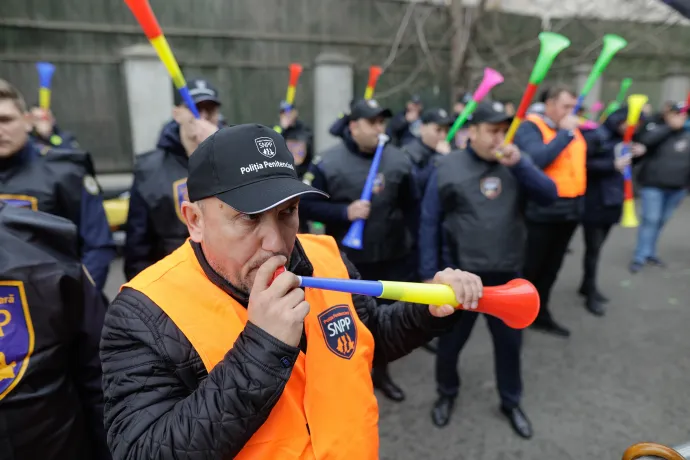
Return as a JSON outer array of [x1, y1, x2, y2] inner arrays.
[[182, 201, 203, 242]]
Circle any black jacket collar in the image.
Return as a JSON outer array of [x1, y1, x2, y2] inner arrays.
[[190, 238, 315, 308]]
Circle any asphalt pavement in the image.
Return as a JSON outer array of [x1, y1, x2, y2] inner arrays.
[[104, 201, 690, 460]]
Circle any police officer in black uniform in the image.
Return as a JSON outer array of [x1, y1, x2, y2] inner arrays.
[[29, 104, 80, 150], [387, 94, 423, 147], [419, 101, 559, 438], [274, 101, 314, 233], [0, 79, 115, 291], [0, 202, 111, 460], [403, 107, 454, 198], [124, 78, 221, 280], [300, 98, 419, 402], [403, 107, 454, 353], [274, 101, 313, 179]]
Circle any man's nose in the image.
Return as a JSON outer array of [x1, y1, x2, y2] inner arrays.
[[260, 220, 286, 253]]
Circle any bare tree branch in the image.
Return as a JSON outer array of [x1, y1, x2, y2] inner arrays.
[[449, 0, 489, 100], [414, 8, 438, 77], [381, 2, 417, 72]]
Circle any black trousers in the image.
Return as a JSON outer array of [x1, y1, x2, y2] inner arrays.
[[523, 220, 578, 322], [355, 256, 416, 379], [435, 272, 522, 409], [580, 223, 613, 294]]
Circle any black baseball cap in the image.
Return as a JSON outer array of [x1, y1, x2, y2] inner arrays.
[[670, 101, 688, 113], [187, 124, 327, 214], [467, 101, 514, 125], [349, 99, 392, 120], [174, 78, 221, 106], [421, 107, 454, 126]]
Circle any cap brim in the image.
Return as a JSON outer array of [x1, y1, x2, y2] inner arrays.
[[215, 177, 328, 215], [355, 108, 393, 120], [470, 114, 513, 125], [193, 96, 222, 106]]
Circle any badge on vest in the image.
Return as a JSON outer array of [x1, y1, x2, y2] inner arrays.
[[674, 139, 688, 152], [372, 173, 385, 195], [480, 177, 502, 199], [287, 139, 307, 165], [172, 178, 189, 224], [0, 194, 39, 211], [318, 305, 357, 360], [0, 281, 35, 401], [83, 175, 100, 196]]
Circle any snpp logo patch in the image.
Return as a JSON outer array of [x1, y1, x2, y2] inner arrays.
[[255, 137, 276, 158], [172, 178, 189, 224], [0, 281, 35, 401], [318, 305, 357, 359]]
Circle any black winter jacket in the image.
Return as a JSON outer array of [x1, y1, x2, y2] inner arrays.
[[101, 240, 462, 460], [0, 203, 110, 460]]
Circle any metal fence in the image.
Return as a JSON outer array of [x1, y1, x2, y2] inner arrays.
[[1, 0, 687, 172]]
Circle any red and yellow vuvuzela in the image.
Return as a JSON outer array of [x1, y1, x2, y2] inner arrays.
[[124, 0, 200, 118], [364, 66, 383, 100], [284, 63, 303, 108]]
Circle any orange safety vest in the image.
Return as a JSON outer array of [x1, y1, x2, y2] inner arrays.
[[527, 114, 587, 198], [124, 234, 379, 460]]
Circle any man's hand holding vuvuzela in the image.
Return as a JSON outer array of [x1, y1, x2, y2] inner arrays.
[[426, 268, 483, 318], [248, 256, 310, 347]]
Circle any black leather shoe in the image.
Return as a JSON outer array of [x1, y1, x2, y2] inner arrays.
[[372, 371, 405, 402], [501, 406, 533, 439], [530, 317, 570, 337], [578, 287, 609, 303], [431, 395, 455, 427], [585, 297, 605, 316]]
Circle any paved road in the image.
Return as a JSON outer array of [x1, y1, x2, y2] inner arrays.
[[104, 201, 690, 460]]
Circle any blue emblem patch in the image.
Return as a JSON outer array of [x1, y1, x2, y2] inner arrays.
[[480, 176, 502, 200], [318, 305, 357, 360], [172, 178, 189, 223], [0, 281, 35, 401], [372, 173, 385, 195], [0, 194, 38, 211]]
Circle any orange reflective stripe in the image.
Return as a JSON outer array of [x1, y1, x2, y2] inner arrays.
[[527, 114, 587, 198], [125, 235, 379, 460]]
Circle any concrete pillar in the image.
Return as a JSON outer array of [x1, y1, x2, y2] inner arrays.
[[661, 64, 690, 104], [573, 64, 602, 111], [314, 52, 354, 154], [121, 44, 174, 156]]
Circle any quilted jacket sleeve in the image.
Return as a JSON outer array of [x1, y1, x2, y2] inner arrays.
[[341, 253, 463, 365], [100, 288, 300, 460]]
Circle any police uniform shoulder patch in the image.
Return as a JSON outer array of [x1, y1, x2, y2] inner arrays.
[[318, 304, 357, 359], [312, 155, 322, 166], [0, 281, 35, 400], [480, 176, 502, 199], [172, 178, 189, 224], [0, 195, 38, 211], [83, 175, 100, 196]]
